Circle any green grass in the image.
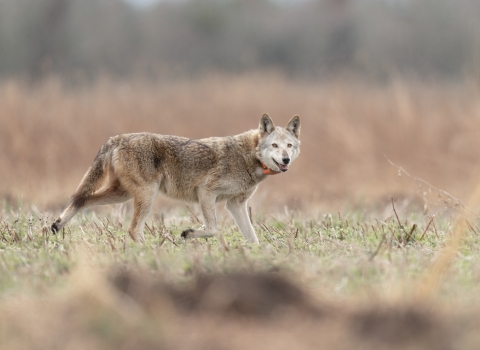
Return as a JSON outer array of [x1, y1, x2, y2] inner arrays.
[[1, 204, 478, 304], [3, 204, 480, 349]]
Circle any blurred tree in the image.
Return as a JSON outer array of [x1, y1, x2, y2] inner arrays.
[[0, 0, 478, 80], [29, 0, 70, 78]]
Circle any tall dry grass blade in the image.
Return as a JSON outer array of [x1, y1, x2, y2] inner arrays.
[[416, 176, 480, 299]]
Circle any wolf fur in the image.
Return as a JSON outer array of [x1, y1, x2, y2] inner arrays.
[[51, 114, 301, 243]]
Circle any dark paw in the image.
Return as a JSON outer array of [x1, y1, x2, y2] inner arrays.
[[51, 219, 60, 234], [181, 228, 194, 239]]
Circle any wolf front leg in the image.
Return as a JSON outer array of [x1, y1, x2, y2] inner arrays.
[[181, 190, 217, 240], [226, 195, 259, 244]]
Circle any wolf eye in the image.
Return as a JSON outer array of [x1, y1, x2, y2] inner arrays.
[[287, 144, 292, 148], [272, 143, 278, 148]]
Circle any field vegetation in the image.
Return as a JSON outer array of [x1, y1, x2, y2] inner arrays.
[[2, 74, 480, 210], [2, 74, 480, 348], [2, 1, 480, 348], [2, 197, 480, 349]]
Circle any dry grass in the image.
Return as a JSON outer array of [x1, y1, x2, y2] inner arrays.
[[1, 207, 480, 349], [2, 73, 480, 213], [2, 74, 480, 349]]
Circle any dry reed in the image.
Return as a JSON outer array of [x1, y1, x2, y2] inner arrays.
[[1, 73, 480, 213]]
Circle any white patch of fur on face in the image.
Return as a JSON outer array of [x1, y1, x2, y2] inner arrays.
[[258, 126, 301, 173]]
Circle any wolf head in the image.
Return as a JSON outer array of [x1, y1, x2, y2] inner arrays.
[[257, 114, 301, 174]]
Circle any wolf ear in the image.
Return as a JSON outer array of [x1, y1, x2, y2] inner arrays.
[[286, 115, 300, 138], [259, 114, 276, 135]]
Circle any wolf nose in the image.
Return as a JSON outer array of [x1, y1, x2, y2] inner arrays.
[[282, 157, 290, 164]]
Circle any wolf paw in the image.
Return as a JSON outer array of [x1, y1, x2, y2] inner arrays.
[[181, 228, 194, 239], [51, 219, 61, 234]]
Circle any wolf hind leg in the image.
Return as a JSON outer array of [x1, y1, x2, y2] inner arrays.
[[128, 185, 159, 243], [51, 179, 131, 233], [83, 182, 131, 207], [51, 152, 110, 233], [51, 204, 80, 234]]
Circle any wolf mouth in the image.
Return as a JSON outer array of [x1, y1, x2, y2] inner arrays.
[[273, 158, 289, 172]]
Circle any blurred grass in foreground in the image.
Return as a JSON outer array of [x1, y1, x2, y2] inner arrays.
[[1, 205, 480, 349]]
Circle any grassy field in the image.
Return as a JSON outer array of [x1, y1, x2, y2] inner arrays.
[[2, 74, 480, 211], [1, 200, 480, 349], [2, 75, 480, 348]]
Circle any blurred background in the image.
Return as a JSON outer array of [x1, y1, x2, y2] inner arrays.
[[1, 0, 480, 213], [1, 0, 479, 80]]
